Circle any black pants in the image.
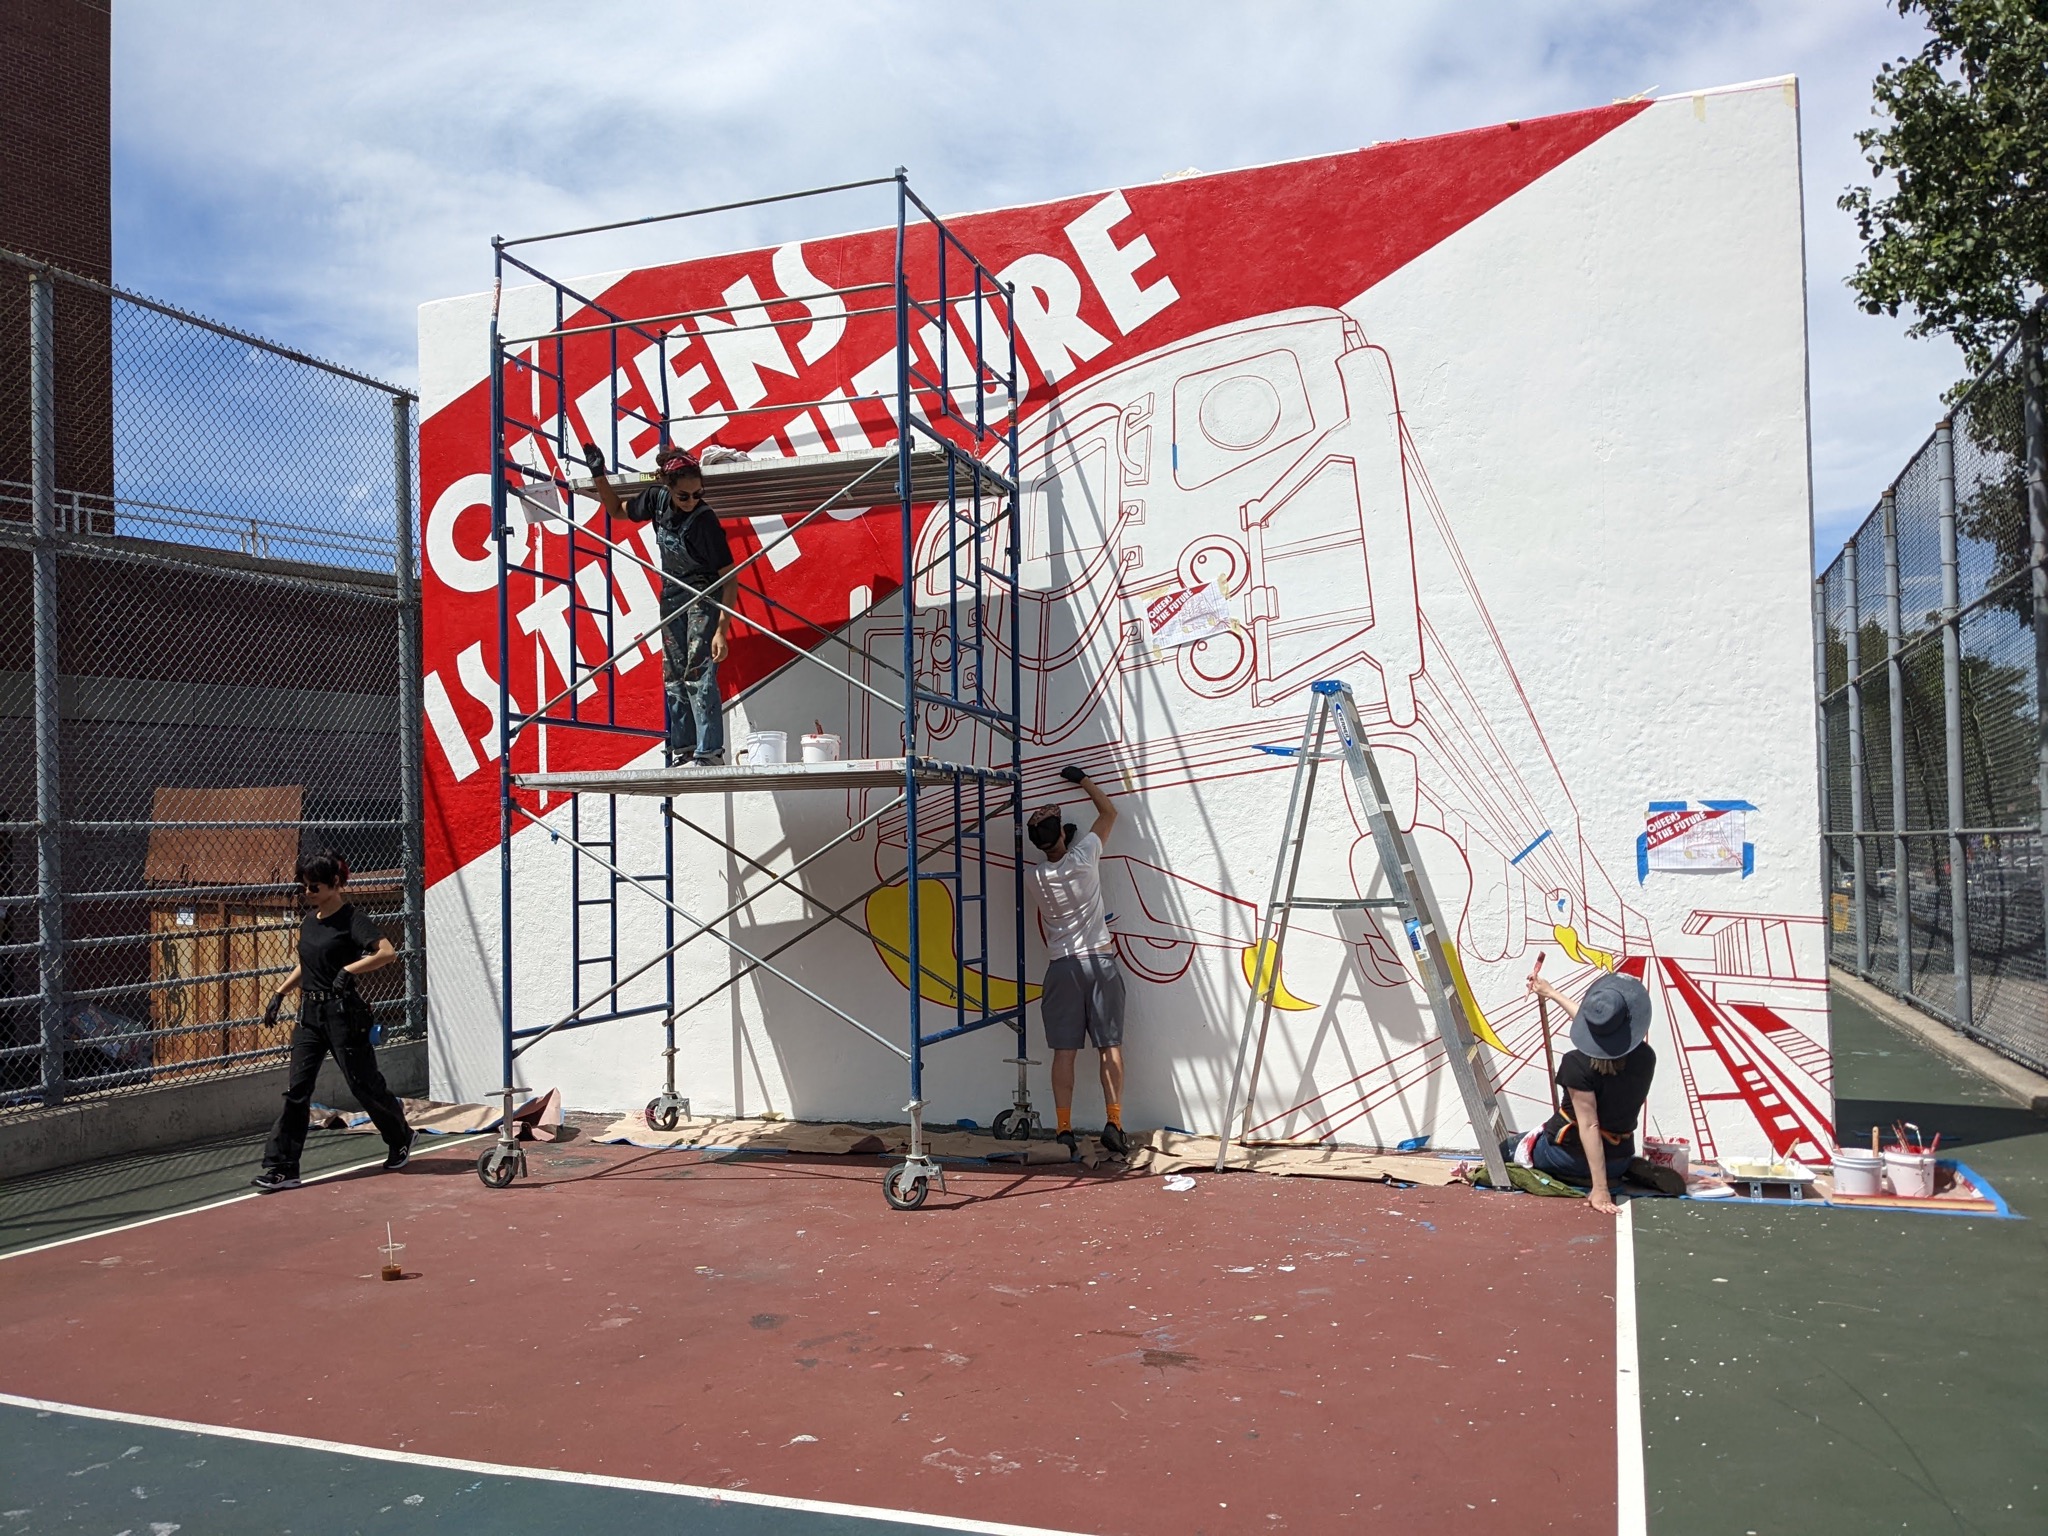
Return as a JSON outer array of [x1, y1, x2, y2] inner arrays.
[[261, 995, 410, 1174]]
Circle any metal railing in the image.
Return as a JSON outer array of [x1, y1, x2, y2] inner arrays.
[[0, 248, 425, 1113], [1816, 321, 2048, 1074]]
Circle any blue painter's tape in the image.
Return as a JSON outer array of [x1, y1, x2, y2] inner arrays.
[[1171, 441, 1178, 473], [1636, 833, 1649, 884], [1510, 829, 1554, 865], [1701, 798, 1758, 812], [1742, 842, 1754, 877], [1647, 800, 1687, 813]]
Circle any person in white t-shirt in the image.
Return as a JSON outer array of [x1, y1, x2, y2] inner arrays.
[[1026, 765, 1127, 1157]]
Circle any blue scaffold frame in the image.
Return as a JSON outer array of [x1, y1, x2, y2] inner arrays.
[[473, 172, 1030, 1208]]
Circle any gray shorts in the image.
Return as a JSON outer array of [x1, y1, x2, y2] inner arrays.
[[1042, 953, 1125, 1051]]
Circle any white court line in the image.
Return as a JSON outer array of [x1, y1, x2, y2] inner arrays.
[[0, 1390, 1094, 1536], [1616, 1200, 1646, 1535], [0, 1134, 487, 1263]]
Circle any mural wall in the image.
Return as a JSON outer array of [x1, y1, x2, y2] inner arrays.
[[417, 78, 1827, 1161]]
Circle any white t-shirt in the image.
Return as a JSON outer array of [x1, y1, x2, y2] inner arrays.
[[1030, 830, 1113, 960]]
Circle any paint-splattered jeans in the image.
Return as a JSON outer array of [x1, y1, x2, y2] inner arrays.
[[663, 582, 723, 764]]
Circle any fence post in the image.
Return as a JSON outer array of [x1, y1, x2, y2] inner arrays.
[[28, 271, 66, 1106], [1882, 490, 1910, 994], [2022, 313, 2048, 1004], [393, 393, 425, 1045], [1845, 538, 1870, 974], [1813, 578, 1831, 942], [1935, 419, 1972, 1029]]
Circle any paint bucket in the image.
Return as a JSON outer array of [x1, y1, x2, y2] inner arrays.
[[1882, 1149, 1937, 1198], [736, 730, 786, 766], [1829, 1147, 1884, 1197], [801, 732, 841, 763], [1643, 1136, 1690, 1180]]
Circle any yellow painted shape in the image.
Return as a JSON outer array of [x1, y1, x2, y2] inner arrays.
[[1239, 941, 1318, 1011], [864, 880, 1039, 1011], [1440, 939, 1509, 1053], [1552, 923, 1615, 972]]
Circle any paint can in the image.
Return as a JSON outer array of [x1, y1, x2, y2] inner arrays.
[[801, 731, 841, 763], [1882, 1149, 1937, 1198], [1829, 1147, 1884, 1197], [736, 730, 787, 766]]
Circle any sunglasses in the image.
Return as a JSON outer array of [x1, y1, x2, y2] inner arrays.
[[668, 485, 703, 501]]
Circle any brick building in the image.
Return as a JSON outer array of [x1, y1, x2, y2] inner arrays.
[[1, 0, 115, 520]]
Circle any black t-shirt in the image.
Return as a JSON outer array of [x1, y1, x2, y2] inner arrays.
[[1542, 1043, 1656, 1150], [299, 903, 383, 993], [622, 485, 732, 585]]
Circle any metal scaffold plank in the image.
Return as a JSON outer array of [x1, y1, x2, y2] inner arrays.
[[560, 443, 1012, 522]]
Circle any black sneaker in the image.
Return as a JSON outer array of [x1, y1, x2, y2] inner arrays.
[[384, 1130, 416, 1172], [693, 752, 726, 768], [251, 1169, 300, 1193], [1100, 1122, 1130, 1157], [1625, 1156, 1686, 1196], [1055, 1130, 1079, 1158]]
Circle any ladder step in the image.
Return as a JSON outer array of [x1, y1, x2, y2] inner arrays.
[[1284, 896, 1407, 911]]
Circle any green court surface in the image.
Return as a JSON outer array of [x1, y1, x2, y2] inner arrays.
[[1636, 990, 2047, 1534], [0, 1127, 465, 1258], [0, 1399, 1021, 1535]]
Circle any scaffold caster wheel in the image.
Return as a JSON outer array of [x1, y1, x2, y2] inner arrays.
[[991, 1107, 1036, 1141], [646, 1096, 682, 1132], [477, 1145, 522, 1189], [883, 1163, 931, 1211]]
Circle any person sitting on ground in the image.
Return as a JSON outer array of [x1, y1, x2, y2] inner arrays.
[[1027, 765, 1129, 1158], [252, 849, 412, 1191], [1515, 968, 1683, 1211], [581, 442, 734, 767]]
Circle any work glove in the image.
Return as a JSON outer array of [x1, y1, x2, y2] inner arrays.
[[1059, 764, 1088, 785], [580, 442, 607, 475], [261, 992, 283, 1029]]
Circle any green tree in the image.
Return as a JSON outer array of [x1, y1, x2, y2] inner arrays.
[[1839, 0, 2048, 369]]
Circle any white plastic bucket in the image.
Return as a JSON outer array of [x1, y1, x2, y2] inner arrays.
[[1883, 1149, 1937, 1198], [801, 732, 841, 763], [1830, 1149, 1884, 1197], [736, 730, 787, 766]]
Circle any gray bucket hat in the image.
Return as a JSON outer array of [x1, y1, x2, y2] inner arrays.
[[1570, 972, 1653, 1060]]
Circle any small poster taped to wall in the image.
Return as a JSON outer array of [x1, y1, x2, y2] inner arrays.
[[1640, 800, 1754, 879], [1145, 580, 1234, 654]]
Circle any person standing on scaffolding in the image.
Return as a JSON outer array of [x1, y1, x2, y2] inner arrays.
[[582, 443, 734, 767], [1027, 765, 1129, 1159], [251, 849, 412, 1191]]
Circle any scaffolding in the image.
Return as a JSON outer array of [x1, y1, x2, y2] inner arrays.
[[475, 173, 1027, 1208]]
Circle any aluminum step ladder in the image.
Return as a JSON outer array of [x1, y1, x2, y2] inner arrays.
[[1214, 680, 1515, 1186]]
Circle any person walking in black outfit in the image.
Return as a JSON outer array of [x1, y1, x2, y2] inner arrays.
[[252, 850, 413, 1191]]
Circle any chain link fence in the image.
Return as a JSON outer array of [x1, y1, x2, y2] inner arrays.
[[0, 249, 423, 1112], [1818, 324, 2048, 1074]]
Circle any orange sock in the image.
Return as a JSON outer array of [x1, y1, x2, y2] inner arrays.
[[1056, 1107, 1073, 1134], [1105, 1101, 1121, 1128]]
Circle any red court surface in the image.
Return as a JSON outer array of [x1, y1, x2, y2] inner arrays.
[[0, 1139, 1620, 1534]]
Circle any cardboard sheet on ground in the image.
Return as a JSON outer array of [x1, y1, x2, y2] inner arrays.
[[316, 1089, 563, 1140], [592, 1117, 1456, 1185]]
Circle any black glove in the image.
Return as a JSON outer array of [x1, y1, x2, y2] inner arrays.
[[580, 442, 607, 475], [261, 992, 282, 1028], [1059, 764, 1088, 785]]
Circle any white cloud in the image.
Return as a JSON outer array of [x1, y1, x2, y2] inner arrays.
[[113, 0, 1964, 564]]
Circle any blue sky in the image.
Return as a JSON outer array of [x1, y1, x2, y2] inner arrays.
[[111, 1, 1963, 569]]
